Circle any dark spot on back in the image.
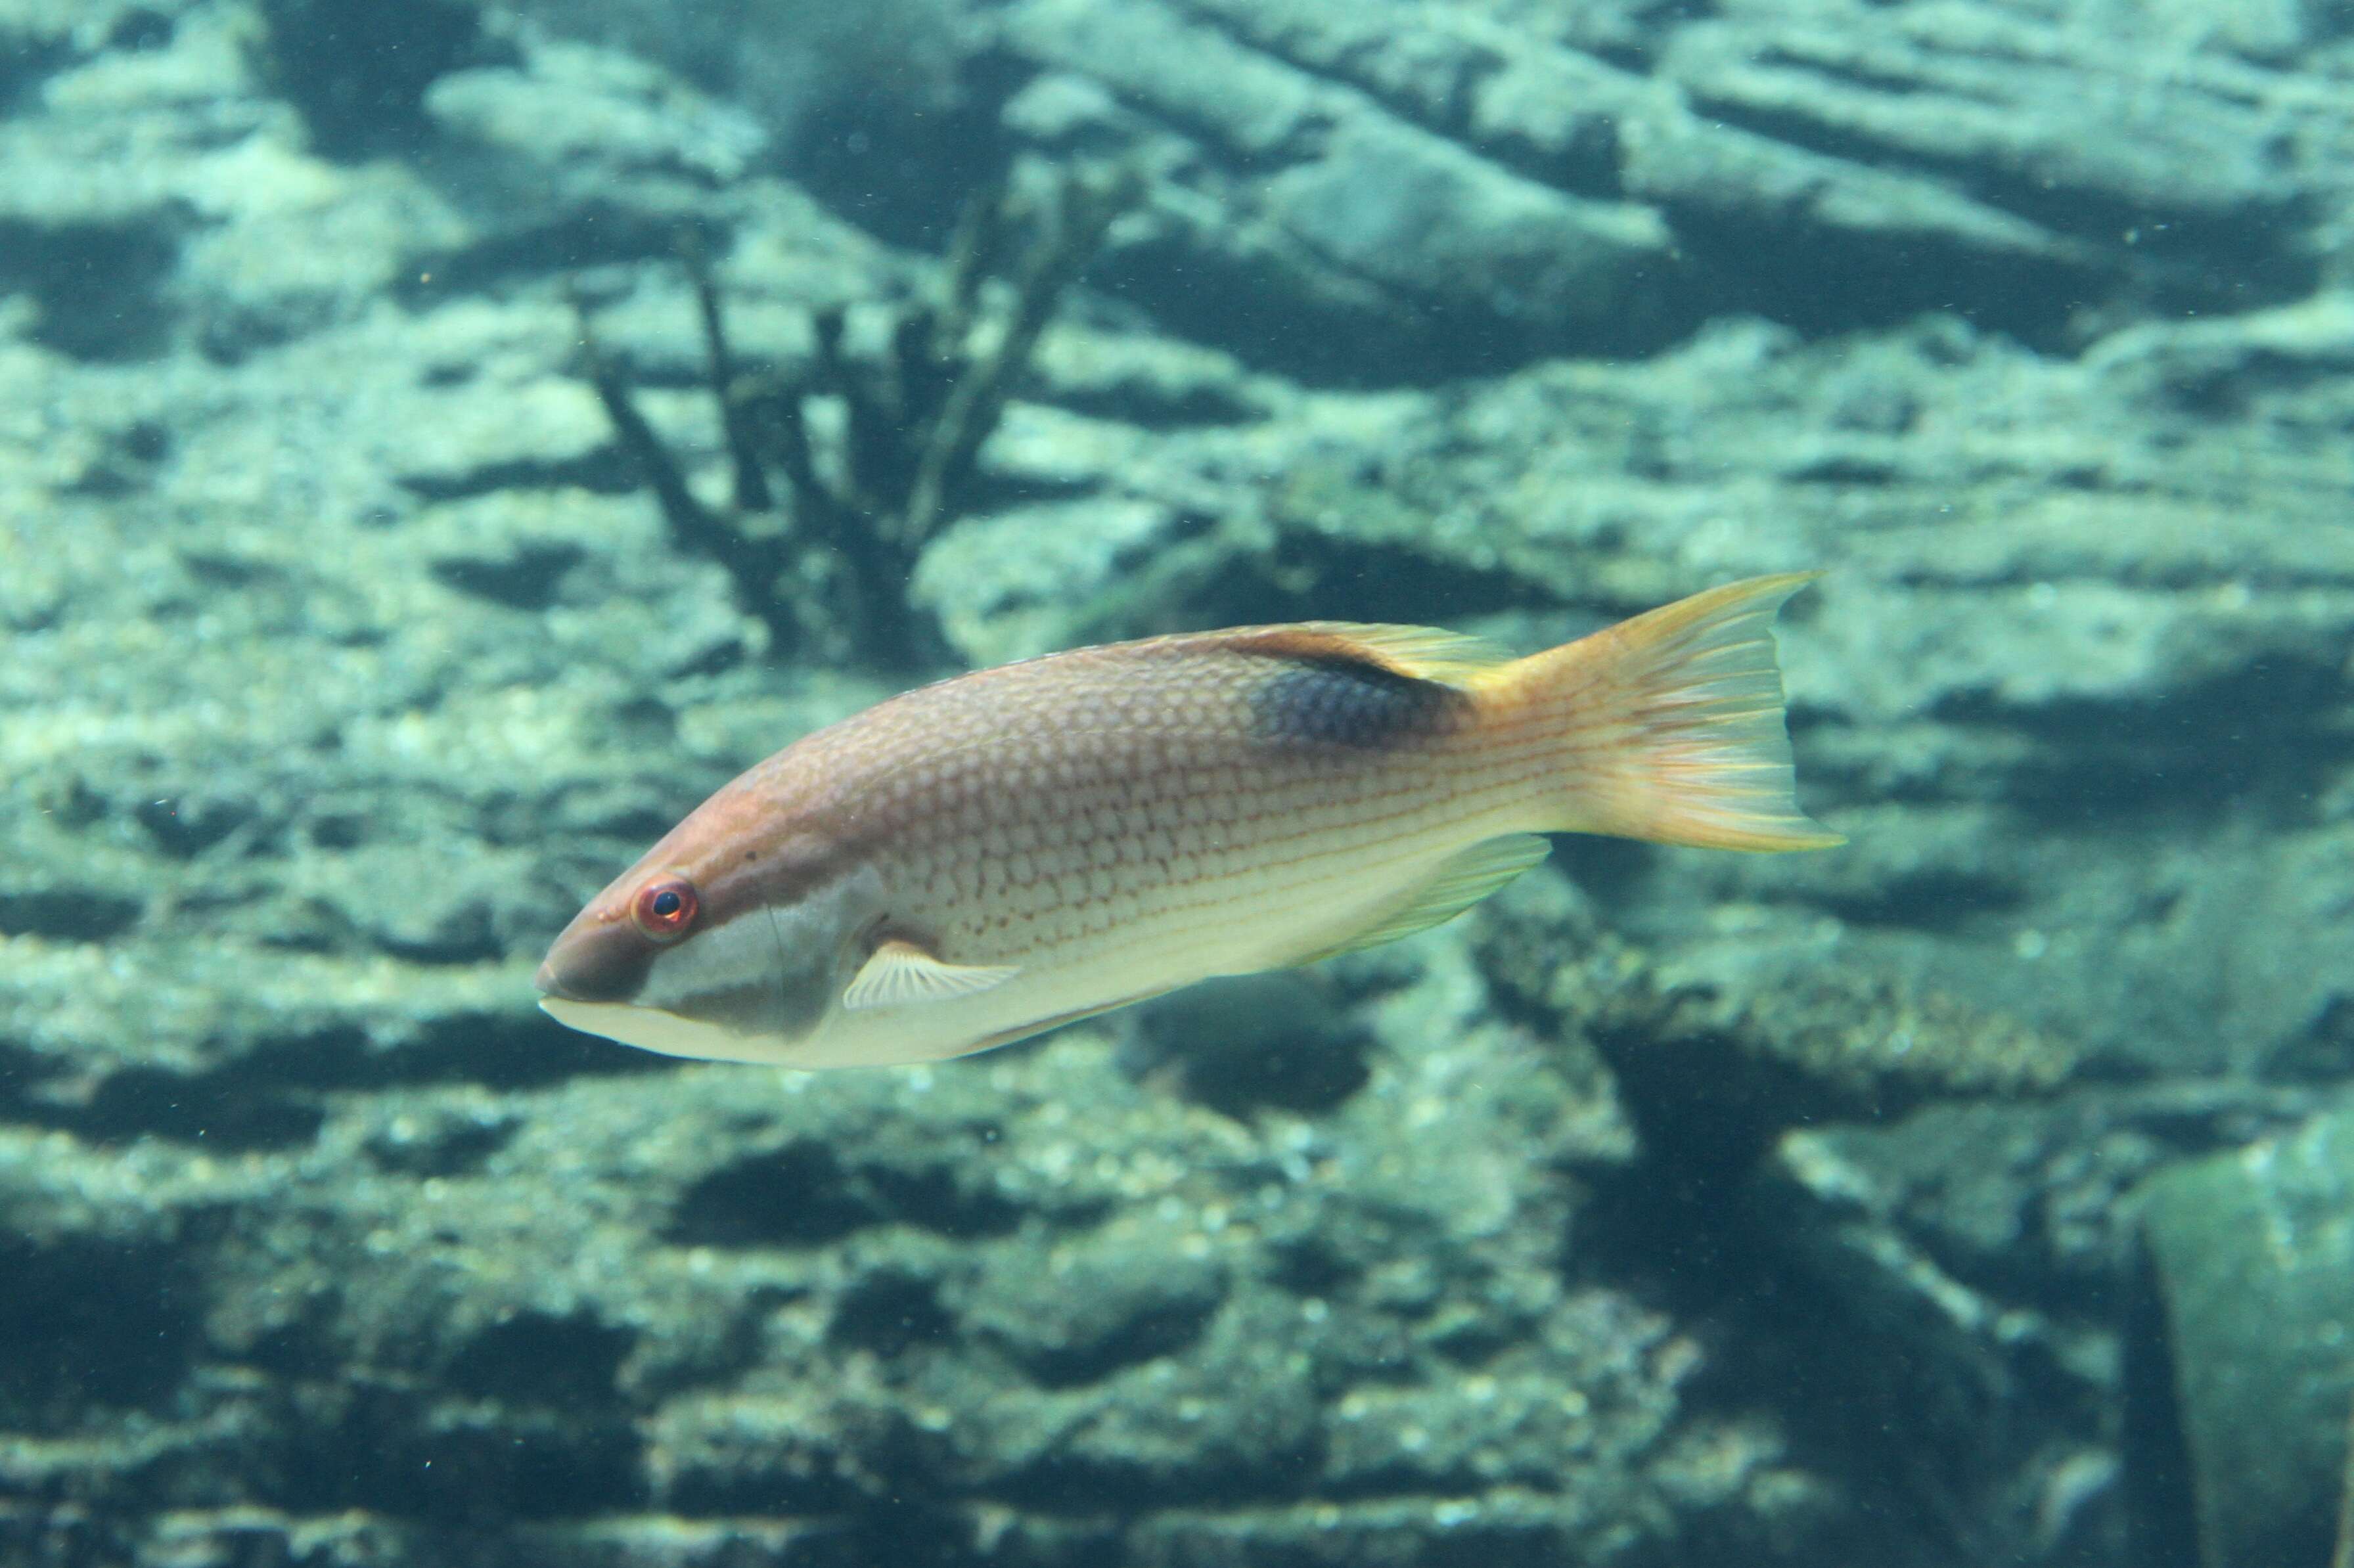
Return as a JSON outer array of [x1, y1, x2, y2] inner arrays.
[[1246, 651, 1467, 751]]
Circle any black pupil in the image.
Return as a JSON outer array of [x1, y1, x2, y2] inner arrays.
[[651, 890, 682, 919]]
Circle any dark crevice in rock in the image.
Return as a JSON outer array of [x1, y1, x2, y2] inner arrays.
[[1562, 1042, 1971, 1565], [396, 447, 636, 504], [1128, 973, 1372, 1117], [0, 886, 143, 942], [428, 543, 587, 610], [1546, 832, 1660, 907], [1181, 530, 1555, 635], [271, 1379, 649, 1521], [0, 217, 180, 361], [792, 1506, 985, 1568], [998, 1292, 1219, 1387], [1085, 199, 1696, 383], [2265, 995, 2354, 1085], [0, 1039, 66, 1104], [829, 1268, 957, 1357], [1265, 1234, 1355, 1297], [1935, 655, 2353, 823], [790, 49, 1033, 252], [1667, 1275, 2045, 1567], [399, 206, 727, 302], [0, 1234, 202, 1429], [0, 1014, 666, 1146], [0, 32, 74, 114], [447, 1311, 637, 1410], [1085, 236, 1420, 386], [252, 0, 497, 160], [319, 1010, 679, 1090], [858, 1158, 1026, 1238], [135, 791, 258, 857], [364, 1109, 520, 1176], [1686, 95, 2315, 305], [106, 11, 177, 53], [1040, 374, 1262, 427], [1813, 868, 2026, 931], [672, 1144, 884, 1248], [2125, 343, 2354, 416], [670, 1140, 1022, 1250], [6, 1064, 328, 1150], [1570, 1019, 1820, 1310], [2118, 1241, 2201, 1568], [991, 1432, 1326, 1515], [1656, 202, 2103, 349]]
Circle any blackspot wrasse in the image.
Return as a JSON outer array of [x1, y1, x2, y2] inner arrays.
[[535, 574, 1842, 1067]]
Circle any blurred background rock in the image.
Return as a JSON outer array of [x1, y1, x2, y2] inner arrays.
[[1, 0, 2352, 1564]]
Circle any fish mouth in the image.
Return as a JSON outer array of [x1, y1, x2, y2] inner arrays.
[[535, 900, 811, 1064], [533, 949, 635, 1005], [538, 995, 794, 1065], [535, 916, 655, 1005]]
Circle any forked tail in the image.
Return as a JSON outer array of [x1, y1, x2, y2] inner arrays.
[[1497, 573, 1843, 851]]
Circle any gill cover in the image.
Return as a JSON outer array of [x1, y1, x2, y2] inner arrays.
[[541, 866, 886, 1064]]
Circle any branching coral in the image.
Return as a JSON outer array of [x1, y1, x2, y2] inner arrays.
[[574, 166, 1138, 669]]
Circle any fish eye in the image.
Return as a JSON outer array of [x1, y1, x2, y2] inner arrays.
[[631, 876, 700, 943]]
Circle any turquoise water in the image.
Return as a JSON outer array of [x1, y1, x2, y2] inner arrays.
[[1, 2, 2351, 1564]]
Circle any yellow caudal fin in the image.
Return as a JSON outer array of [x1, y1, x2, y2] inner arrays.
[[1496, 574, 1844, 852]]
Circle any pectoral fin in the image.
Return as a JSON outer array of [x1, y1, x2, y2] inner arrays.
[[842, 938, 1020, 1011], [1290, 833, 1552, 965]]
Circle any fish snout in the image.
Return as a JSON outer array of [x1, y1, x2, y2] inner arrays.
[[534, 914, 655, 1004]]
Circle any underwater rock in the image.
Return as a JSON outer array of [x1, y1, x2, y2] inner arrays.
[[0, 10, 258, 361], [1256, 113, 1675, 344], [978, 0, 2354, 374], [390, 374, 618, 501], [498, 0, 969, 175], [0, 1018, 1830, 1564], [0, 4, 487, 362], [1614, 97, 2109, 337], [1654, 7, 2322, 317], [417, 38, 769, 286], [997, 0, 1690, 378], [5, 2, 2353, 1564], [1744, 1081, 2331, 1565], [2130, 1099, 2354, 1568], [1127, 973, 1373, 1117], [1570, 959, 2077, 1131]]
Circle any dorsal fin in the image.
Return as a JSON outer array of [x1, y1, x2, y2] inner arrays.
[[1224, 622, 1513, 688], [842, 938, 1019, 1011]]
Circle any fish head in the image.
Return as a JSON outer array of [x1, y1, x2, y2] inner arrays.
[[534, 784, 882, 1063]]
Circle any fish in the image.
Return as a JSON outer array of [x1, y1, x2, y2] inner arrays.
[[535, 573, 1842, 1068]]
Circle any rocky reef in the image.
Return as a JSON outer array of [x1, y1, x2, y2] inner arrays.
[[3, 1, 2353, 1564]]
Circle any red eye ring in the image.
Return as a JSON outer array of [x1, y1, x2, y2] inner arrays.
[[631, 876, 699, 942]]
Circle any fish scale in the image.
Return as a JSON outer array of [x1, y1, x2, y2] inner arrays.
[[868, 684, 1435, 970], [785, 639, 1496, 1033], [537, 575, 1842, 1067]]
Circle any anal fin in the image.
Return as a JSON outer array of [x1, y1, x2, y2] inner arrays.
[[950, 985, 1177, 1059], [842, 938, 1019, 1011], [1291, 833, 1552, 966]]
